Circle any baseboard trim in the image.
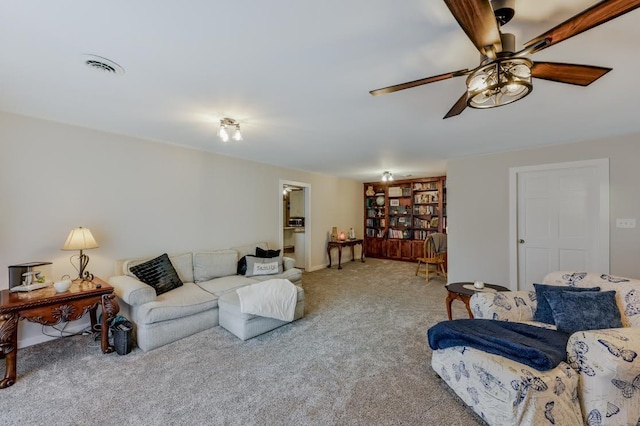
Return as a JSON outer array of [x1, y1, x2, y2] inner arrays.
[[308, 264, 328, 272]]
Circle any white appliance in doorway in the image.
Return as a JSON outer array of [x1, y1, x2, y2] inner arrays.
[[293, 229, 305, 269]]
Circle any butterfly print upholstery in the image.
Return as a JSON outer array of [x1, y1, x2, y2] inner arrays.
[[598, 339, 637, 362]]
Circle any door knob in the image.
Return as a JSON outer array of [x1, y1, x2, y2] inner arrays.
[[519, 239, 525, 244]]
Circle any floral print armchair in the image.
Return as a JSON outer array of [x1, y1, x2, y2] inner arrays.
[[432, 271, 640, 425]]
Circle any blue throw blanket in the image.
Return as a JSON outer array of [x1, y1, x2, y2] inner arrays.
[[428, 319, 569, 371]]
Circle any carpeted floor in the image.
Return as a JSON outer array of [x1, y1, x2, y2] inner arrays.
[[0, 258, 483, 425]]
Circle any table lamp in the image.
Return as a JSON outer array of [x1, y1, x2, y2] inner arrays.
[[61, 226, 99, 280]]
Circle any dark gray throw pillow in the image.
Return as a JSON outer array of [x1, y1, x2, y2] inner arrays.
[[545, 290, 622, 335], [130, 253, 183, 296], [237, 255, 254, 275], [533, 283, 601, 325], [255, 247, 281, 258]]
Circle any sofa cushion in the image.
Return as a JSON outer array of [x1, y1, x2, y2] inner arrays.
[[545, 290, 623, 334], [193, 250, 238, 282], [195, 275, 257, 297], [108, 275, 157, 306], [245, 255, 283, 277], [167, 252, 194, 283], [218, 285, 305, 321], [533, 283, 601, 325], [131, 282, 218, 325], [129, 253, 183, 296], [250, 266, 302, 284]]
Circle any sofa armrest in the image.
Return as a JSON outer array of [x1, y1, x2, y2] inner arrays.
[[108, 275, 156, 306], [283, 256, 295, 271], [469, 290, 536, 321], [567, 327, 640, 423]]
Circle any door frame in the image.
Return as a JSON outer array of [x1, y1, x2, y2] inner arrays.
[[279, 179, 311, 271], [508, 159, 610, 289]]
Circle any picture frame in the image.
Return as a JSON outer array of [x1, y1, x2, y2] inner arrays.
[[388, 187, 402, 197], [390, 199, 400, 206]]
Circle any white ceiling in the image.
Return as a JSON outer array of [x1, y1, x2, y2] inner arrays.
[[2, 1, 640, 182]]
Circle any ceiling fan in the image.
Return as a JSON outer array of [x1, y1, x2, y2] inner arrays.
[[370, 0, 640, 119]]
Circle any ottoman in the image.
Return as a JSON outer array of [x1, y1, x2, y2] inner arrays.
[[218, 284, 305, 340]]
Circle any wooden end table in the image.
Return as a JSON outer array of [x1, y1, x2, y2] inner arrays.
[[445, 282, 509, 320], [0, 276, 119, 388], [327, 239, 365, 269]]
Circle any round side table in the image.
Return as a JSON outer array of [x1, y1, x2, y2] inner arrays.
[[445, 282, 509, 320]]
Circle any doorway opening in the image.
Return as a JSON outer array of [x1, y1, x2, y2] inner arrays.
[[279, 180, 311, 271]]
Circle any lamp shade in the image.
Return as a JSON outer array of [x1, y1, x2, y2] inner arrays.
[[61, 227, 99, 251]]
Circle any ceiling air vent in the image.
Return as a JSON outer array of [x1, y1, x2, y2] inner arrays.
[[82, 54, 125, 75]]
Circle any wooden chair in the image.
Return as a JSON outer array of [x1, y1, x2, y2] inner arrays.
[[415, 234, 447, 281]]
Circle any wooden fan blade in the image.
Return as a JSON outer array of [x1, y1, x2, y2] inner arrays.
[[524, 0, 640, 54], [444, 0, 502, 57], [443, 92, 468, 119], [369, 69, 468, 96], [532, 62, 612, 86]]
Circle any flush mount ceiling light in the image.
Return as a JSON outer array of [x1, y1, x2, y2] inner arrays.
[[82, 54, 125, 75], [381, 171, 393, 182], [218, 117, 242, 142]]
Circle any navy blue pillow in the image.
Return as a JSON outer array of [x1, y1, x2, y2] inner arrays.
[[545, 290, 622, 335], [533, 284, 601, 324]]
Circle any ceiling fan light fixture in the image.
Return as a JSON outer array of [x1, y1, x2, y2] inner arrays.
[[466, 57, 533, 109]]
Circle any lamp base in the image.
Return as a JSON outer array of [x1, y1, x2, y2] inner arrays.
[[71, 251, 91, 281]]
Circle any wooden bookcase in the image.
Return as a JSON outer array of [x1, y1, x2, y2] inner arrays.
[[364, 176, 446, 261]]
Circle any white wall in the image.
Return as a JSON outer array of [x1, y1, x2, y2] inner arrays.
[[0, 111, 362, 346], [447, 134, 640, 287]]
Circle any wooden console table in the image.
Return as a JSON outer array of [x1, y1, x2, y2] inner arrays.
[[327, 239, 365, 269], [0, 276, 119, 388]]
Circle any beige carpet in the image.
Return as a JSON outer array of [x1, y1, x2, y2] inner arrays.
[[0, 258, 482, 425]]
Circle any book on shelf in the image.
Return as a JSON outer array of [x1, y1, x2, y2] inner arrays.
[[414, 191, 438, 204], [413, 205, 437, 215], [413, 229, 429, 240], [413, 217, 429, 228], [388, 229, 411, 239], [413, 182, 438, 191], [390, 205, 410, 215], [391, 217, 410, 227]]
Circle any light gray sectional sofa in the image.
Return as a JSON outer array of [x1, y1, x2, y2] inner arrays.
[[108, 242, 302, 351]]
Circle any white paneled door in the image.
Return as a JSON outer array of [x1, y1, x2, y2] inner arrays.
[[509, 160, 609, 291]]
